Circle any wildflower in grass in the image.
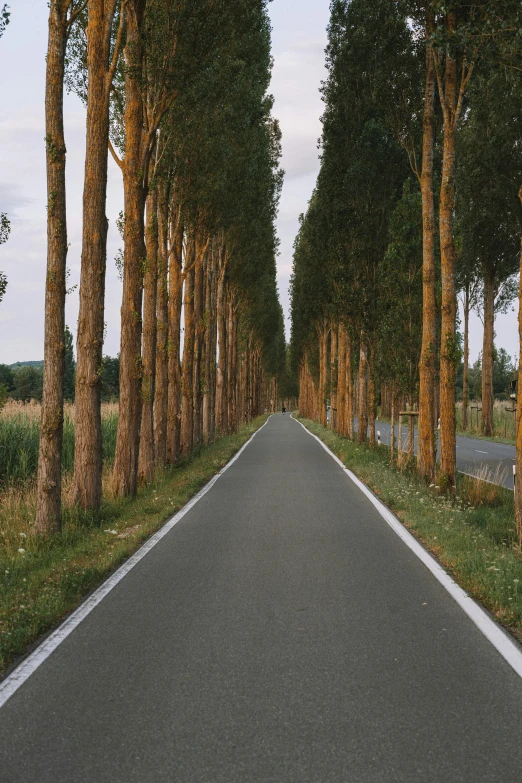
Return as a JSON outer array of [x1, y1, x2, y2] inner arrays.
[[17, 548, 25, 554]]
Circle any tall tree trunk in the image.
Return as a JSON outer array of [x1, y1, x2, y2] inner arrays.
[[346, 331, 354, 440], [36, 1, 69, 534], [318, 324, 328, 426], [462, 283, 470, 431], [337, 324, 346, 435], [482, 269, 495, 437], [437, 10, 464, 492], [138, 181, 158, 484], [202, 249, 214, 444], [166, 220, 183, 464], [368, 340, 376, 447], [226, 292, 238, 432], [192, 239, 205, 447], [357, 336, 368, 444], [417, 15, 437, 484], [112, 0, 147, 497], [208, 252, 218, 442], [180, 237, 195, 456], [515, 195, 522, 543], [216, 258, 227, 434], [390, 382, 396, 465], [153, 177, 169, 463], [330, 326, 337, 430], [72, 0, 120, 509]]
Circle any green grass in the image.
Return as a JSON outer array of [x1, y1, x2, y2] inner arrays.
[[0, 412, 118, 486], [298, 416, 522, 645], [0, 416, 268, 676], [456, 401, 516, 445]]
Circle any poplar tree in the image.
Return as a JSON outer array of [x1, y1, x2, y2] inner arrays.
[[69, 0, 127, 508], [36, 0, 86, 535], [456, 69, 522, 436]]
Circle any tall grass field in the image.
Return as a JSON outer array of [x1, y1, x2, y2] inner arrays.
[[0, 401, 118, 486], [456, 400, 517, 442]]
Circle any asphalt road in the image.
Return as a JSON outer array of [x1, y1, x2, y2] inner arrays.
[[356, 419, 516, 489], [1, 414, 522, 782]]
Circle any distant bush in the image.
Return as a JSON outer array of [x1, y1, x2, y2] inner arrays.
[[12, 366, 43, 402]]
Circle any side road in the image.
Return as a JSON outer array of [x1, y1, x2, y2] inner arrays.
[[1, 414, 522, 782], [354, 418, 516, 489]]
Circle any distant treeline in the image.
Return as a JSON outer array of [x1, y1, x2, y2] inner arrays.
[[0, 355, 120, 403]]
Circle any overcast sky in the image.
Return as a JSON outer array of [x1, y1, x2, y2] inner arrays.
[[0, 0, 518, 364]]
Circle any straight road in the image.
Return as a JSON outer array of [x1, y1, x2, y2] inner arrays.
[[356, 419, 516, 489], [1, 414, 522, 782]]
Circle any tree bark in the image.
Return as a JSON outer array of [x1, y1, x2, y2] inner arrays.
[[346, 330, 354, 440], [482, 269, 495, 437], [515, 192, 522, 543], [180, 237, 195, 456], [112, 0, 147, 497], [357, 336, 368, 443], [368, 341, 376, 447], [216, 255, 227, 434], [318, 324, 328, 426], [166, 220, 183, 464], [138, 180, 158, 484], [36, 1, 70, 534], [437, 11, 460, 491], [337, 324, 346, 435], [72, 0, 121, 510], [417, 15, 437, 484], [226, 291, 238, 432], [390, 382, 396, 465], [192, 237, 205, 447], [462, 284, 470, 431], [202, 248, 214, 444], [330, 326, 337, 430], [153, 176, 169, 463]]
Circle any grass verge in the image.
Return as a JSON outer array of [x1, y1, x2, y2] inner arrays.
[[297, 416, 522, 645], [0, 416, 268, 676]]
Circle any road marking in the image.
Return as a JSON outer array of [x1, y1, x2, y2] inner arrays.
[[292, 416, 522, 680], [476, 450, 488, 454], [458, 470, 513, 490], [0, 416, 273, 710]]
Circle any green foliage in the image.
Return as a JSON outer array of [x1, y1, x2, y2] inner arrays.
[[456, 67, 522, 314], [378, 179, 423, 393], [291, 0, 413, 382], [12, 367, 43, 403], [0, 364, 14, 392], [101, 356, 120, 400], [0, 4, 9, 38], [63, 325, 76, 402]]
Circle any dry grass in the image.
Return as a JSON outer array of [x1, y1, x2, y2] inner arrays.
[[456, 400, 517, 442], [459, 464, 509, 508], [1, 399, 119, 422]]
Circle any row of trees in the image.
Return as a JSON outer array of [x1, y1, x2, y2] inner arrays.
[[290, 1, 522, 510], [36, 0, 285, 533]]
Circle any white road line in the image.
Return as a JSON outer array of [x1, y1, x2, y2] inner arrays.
[[292, 416, 522, 680], [476, 450, 488, 454], [458, 470, 513, 490], [0, 416, 273, 710]]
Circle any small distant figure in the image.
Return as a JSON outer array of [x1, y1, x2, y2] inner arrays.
[[282, 403, 286, 416]]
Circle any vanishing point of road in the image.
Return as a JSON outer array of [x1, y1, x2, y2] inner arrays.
[[1, 414, 522, 782]]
